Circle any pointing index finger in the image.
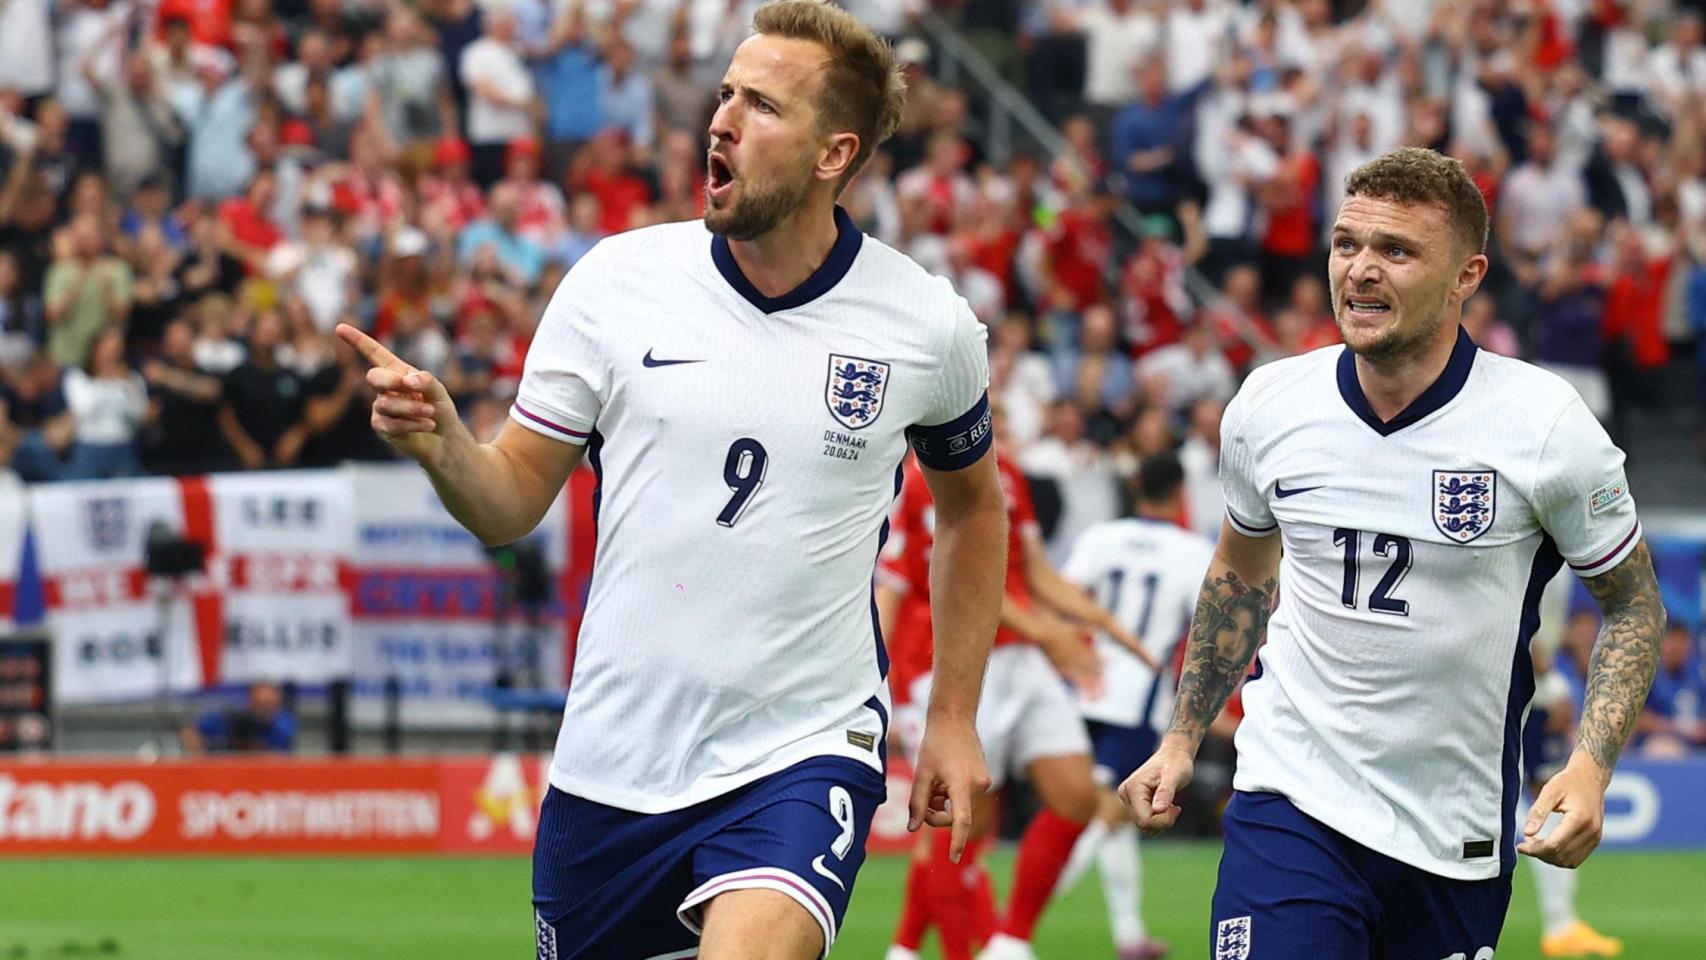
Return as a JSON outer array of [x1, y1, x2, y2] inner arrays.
[[336, 322, 410, 373]]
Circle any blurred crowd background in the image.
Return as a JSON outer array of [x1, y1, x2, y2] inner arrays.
[[0, 0, 1703, 520], [0, 0, 1702, 748]]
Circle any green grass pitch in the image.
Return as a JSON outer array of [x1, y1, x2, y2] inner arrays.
[[1, 845, 1701, 958]]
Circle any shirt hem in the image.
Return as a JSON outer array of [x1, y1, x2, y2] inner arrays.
[[1233, 777, 1503, 882], [548, 738, 885, 814]]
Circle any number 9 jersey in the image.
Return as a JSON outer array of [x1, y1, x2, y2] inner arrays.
[[1220, 328, 1641, 881], [509, 209, 993, 814]]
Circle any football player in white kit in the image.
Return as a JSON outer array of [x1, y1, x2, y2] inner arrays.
[[338, 4, 1009, 958], [1119, 147, 1665, 959], [1050, 452, 1215, 960]]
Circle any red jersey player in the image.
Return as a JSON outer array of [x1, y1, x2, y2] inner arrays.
[[880, 417, 1156, 960]]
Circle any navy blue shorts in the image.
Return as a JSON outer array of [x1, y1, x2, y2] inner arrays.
[[532, 757, 886, 960], [1211, 791, 1512, 960], [1086, 720, 1158, 786]]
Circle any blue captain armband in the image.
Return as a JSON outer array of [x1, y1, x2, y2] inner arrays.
[[906, 393, 993, 471]]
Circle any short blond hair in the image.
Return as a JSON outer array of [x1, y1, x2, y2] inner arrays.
[[1343, 147, 1489, 255], [753, 0, 906, 190]]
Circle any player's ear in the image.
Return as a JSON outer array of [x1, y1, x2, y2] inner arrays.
[[817, 131, 860, 183], [1451, 251, 1490, 305]]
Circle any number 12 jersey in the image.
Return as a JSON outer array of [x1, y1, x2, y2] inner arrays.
[[1220, 328, 1640, 880]]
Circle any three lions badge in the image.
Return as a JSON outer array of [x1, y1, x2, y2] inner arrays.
[[826, 355, 890, 430], [1434, 470, 1496, 543]]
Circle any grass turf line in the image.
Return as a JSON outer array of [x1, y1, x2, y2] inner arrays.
[[1, 846, 1701, 958]]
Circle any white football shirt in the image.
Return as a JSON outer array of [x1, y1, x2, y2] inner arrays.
[[1063, 517, 1215, 729], [511, 207, 993, 813], [1222, 328, 1640, 880]]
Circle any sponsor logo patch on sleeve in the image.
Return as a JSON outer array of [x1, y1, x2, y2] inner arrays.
[[1590, 477, 1629, 515]]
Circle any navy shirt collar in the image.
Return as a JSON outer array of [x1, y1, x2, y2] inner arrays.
[[1336, 325, 1479, 437], [710, 205, 863, 314]]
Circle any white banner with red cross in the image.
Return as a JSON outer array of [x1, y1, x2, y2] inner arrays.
[[26, 477, 211, 704]]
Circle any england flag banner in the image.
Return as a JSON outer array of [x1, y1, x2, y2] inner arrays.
[[207, 470, 356, 685], [27, 478, 208, 703]]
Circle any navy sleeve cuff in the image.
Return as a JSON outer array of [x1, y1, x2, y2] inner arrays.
[[906, 393, 993, 472]]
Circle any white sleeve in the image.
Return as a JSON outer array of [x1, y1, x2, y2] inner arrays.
[[906, 297, 991, 472], [1532, 397, 1641, 578], [1218, 383, 1276, 537], [509, 260, 608, 446]]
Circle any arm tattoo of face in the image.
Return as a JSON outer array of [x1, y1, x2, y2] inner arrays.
[[1577, 540, 1664, 773], [1167, 568, 1278, 747]]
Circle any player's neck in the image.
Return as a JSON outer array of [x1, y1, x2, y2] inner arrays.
[[725, 201, 841, 299], [1352, 321, 1462, 422], [1135, 503, 1180, 525]]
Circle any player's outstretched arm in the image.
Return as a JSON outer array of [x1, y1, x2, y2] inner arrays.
[[908, 453, 1005, 862], [1520, 541, 1663, 868], [1019, 528, 1160, 672], [1119, 518, 1279, 835], [336, 323, 585, 546]]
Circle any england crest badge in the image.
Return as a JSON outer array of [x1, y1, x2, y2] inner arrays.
[[1434, 470, 1496, 544], [84, 496, 130, 551], [1215, 916, 1252, 960], [826, 354, 890, 430]]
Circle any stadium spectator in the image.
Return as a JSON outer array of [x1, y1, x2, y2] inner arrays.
[[176, 42, 263, 202], [272, 204, 359, 332], [93, 53, 185, 198], [44, 213, 134, 369], [140, 316, 228, 476], [217, 309, 308, 470], [459, 7, 535, 188], [534, 0, 606, 176], [300, 331, 394, 467], [457, 182, 546, 287], [60, 326, 145, 479], [273, 31, 336, 119], [181, 680, 297, 753], [652, 27, 717, 139], [596, 37, 656, 153], [1136, 321, 1235, 419], [1109, 60, 1198, 221], [368, 6, 456, 150], [0, 0, 55, 103], [123, 220, 188, 357]]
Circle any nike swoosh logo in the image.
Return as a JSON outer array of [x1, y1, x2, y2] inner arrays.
[[1274, 483, 1323, 499], [642, 350, 705, 368], [810, 855, 845, 891]]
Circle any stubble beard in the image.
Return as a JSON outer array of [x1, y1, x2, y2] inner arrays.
[[704, 163, 815, 242], [1338, 307, 1445, 367]]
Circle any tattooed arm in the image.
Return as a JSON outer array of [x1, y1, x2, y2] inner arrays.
[[1118, 518, 1281, 833], [1518, 541, 1664, 868], [1574, 541, 1666, 772]]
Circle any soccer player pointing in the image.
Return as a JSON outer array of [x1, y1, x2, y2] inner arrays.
[[1119, 148, 1664, 958], [340, 4, 1005, 958]]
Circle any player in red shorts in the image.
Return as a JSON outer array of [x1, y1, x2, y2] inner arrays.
[[881, 415, 1156, 960]]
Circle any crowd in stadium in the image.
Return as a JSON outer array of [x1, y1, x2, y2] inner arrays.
[[0, 0, 1701, 726]]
